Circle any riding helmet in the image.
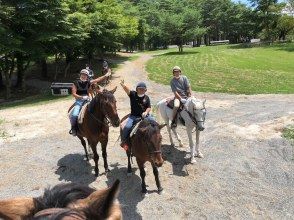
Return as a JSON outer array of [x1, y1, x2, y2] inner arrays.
[[80, 69, 90, 77], [136, 82, 147, 90], [172, 66, 181, 72]]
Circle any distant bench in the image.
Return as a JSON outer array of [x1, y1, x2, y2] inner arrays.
[[210, 40, 229, 45]]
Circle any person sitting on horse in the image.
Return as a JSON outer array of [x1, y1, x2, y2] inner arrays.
[[102, 59, 109, 75], [69, 69, 111, 136], [85, 63, 94, 80], [119, 80, 154, 149], [170, 65, 192, 128]]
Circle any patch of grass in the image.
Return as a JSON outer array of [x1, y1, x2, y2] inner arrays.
[[146, 43, 294, 94], [282, 125, 294, 141]]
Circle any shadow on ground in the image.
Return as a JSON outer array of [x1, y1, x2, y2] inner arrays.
[[162, 144, 189, 177], [55, 153, 97, 185], [105, 163, 145, 220]]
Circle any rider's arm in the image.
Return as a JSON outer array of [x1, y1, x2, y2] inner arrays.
[[173, 91, 182, 100], [187, 86, 192, 97], [90, 74, 108, 84], [72, 84, 83, 99], [120, 80, 130, 96]]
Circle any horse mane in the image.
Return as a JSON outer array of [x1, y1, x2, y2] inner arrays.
[[35, 183, 95, 211], [137, 119, 161, 138], [88, 89, 115, 113]]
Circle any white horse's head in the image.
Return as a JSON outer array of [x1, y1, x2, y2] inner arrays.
[[186, 97, 206, 131]]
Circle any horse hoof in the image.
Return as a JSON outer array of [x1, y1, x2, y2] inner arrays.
[[191, 158, 196, 164], [158, 188, 163, 195], [105, 169, 111, 173], [196, 152, 204, 158], [127, 172, 132, 177], [141, 191, 148, 197]]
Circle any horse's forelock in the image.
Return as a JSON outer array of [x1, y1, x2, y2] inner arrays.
[[37, 183, 95, 210]]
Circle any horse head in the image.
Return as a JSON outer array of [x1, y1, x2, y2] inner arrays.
[[187, 97, 206, 131], [92, 86, 120, 127], [137, 120, 166, 167], [0, 180, 122, 220]]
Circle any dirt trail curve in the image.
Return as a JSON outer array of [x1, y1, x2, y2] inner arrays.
[[0, 53, 294, 219]]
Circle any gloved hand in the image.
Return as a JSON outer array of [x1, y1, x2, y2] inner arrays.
[[142, 112, 148, 118], [82, 96, 89, 100], [104, 70, 111, 77], [180, 98, 187, 104]]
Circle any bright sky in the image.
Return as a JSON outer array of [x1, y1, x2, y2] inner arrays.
[[232, 0, 286, 6]]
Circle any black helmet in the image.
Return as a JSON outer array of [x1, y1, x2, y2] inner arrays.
[[136, 82, 147, 90]]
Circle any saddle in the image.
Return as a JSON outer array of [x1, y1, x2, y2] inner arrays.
[[166, 98, 185, 126]]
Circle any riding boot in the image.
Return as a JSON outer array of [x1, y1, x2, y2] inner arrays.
[[69, 116, 78, 136]]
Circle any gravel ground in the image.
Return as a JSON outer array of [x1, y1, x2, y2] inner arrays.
[[0, 53, 293, 220]]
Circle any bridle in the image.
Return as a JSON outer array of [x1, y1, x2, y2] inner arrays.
[[184, 102, 206, 128], [88, 92, 117, 127]]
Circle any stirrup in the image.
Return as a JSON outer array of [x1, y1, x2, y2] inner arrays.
[[171, 120, 177, 128]]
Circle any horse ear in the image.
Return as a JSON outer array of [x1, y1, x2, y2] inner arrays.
[[0, 197, 35, 220], [109, 86, 117, 94], [72, 180, 121, 219], [159, 123, 167, 130]]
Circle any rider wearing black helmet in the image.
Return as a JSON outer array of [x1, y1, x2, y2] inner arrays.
[[119, 80, 154, 149]]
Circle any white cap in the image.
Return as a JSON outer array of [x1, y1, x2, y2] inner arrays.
[[172, 66, 181, 72]]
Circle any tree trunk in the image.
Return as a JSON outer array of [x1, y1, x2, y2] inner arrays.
[[64, 62, 71, 78], [0, 72, 3, 90], [41, 58, 48, 79], [16, 53, 24, 88]]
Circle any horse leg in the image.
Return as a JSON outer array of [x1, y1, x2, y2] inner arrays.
[[152, 164, 163, 194], [171, 127, 183, 148], [195, 129, 204, 158], [86, 139, 93, 157], [166, 125, 175, 147], [101, 138, 110, 173], [137, 159, 147, 194], [186, 126, 196, 164], [126, 149, 132, 176], [78, 136, 89, 161], [89, 141, 99, 176]]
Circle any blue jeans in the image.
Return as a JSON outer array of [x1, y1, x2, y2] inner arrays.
[[121, 114, 155, 142], [70, 99, 85, 127]]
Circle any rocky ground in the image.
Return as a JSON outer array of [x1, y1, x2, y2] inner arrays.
[[0, 53, 293, 219]]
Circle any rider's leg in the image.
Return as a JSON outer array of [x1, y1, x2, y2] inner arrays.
[[171, 98, 180, 127], [69, 100, 83, 136], [121, 116, 135, 148]]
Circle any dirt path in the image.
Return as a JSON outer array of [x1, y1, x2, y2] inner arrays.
[[0, 52, 294, 219]]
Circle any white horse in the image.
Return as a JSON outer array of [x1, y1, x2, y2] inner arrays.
[[156, 97, 206, 163]]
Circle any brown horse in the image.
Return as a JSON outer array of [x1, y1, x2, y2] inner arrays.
[[121, 118, 166, 194], [76, 87, 120, 176], [0, 180, 121, 220]]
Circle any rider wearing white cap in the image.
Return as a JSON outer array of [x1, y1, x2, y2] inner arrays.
[[69, 68, 111, 136], [170, 65, 192, 127]]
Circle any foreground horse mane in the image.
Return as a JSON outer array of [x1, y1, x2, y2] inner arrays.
[[0, 180, 121, 220]]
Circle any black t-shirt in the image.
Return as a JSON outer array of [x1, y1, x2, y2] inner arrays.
[[129, 91, 151, 117], [74, 79, 91, 96]]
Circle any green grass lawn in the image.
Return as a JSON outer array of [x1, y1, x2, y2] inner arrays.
[[146, 43, 294, 94]]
